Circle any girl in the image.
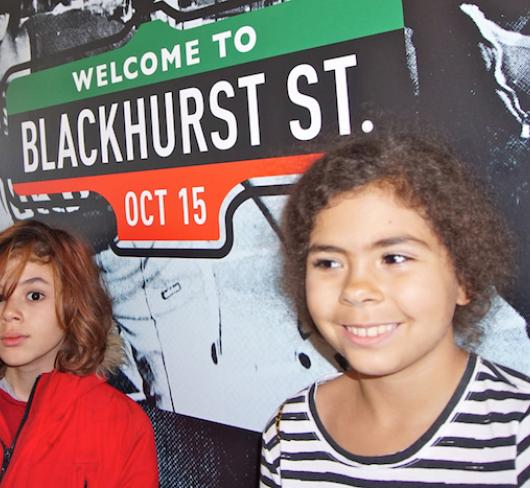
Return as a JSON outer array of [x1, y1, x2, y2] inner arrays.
[[260, 131, 530, 486], [0, 220, 158, 486]]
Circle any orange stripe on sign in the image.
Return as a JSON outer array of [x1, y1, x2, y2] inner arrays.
[[13, 153, 321, 241]]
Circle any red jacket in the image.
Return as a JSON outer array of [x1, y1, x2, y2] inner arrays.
[[0, 371, 158, 487]]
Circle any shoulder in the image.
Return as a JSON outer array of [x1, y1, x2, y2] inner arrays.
[[476, 356, 530, 395], [264, 381, 318, 429], [469, 356, 530, 424], [86, 378, 153, 426], [262, 383, 313, 441], [46, 371, 152, 429], [263, 374, 342, 439]]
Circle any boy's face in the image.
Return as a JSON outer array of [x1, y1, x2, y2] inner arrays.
[[0, 259, 64, 375], [305, 185, 469, 379]]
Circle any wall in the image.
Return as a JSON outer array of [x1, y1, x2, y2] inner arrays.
[[0, 1, 528, 486]]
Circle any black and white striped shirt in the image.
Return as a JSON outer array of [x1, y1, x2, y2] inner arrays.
[[260, 354, 530, 487]]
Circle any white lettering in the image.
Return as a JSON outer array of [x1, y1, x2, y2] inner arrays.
[[96, 64, 108, 87], [238, 73, 265, 146], [109, 61, 123, 84], [186, 40, 200, 66], [125, 191, 139, 226], [140, 52, 158, 76], [234, 26, 256, 53], [123, 56, 138, 80], [98, 104, 123, 163], [179, 87, 207, 154], [124, 98, 148, 160], [161, 44, 182, 71], [77, 108, 97, 166], [323, 54, 357, 135], [154, 189, 167, 226], [57, 113, 79, 168], [140, 190, 154, 226], [288, 64, 322, 141], [39, 118, 55, 171], [210, 80, 237, 150], [72, 67, 94, 92], [21, 121, 38, 173], [151, 92, 176, 158], [212, 30, 232, 58]]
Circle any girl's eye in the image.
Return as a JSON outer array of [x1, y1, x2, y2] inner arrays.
[[312, 258, 341, 269], [383, 254, 409, 265], [27, 291, 44, 302]]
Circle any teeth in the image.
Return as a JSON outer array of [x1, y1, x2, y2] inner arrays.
[[347, 324, 396, 338]]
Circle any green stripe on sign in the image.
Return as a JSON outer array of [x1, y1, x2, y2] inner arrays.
[[7, 0, 403, 114]]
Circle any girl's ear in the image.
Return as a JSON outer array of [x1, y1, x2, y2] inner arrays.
[[456, 284, 470, 306]]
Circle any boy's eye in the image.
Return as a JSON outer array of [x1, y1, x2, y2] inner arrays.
[[382, 254, 409, 265], [27, 291, 44, 302]]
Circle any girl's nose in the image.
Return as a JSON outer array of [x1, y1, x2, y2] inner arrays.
[[339, 267, 383, 306]]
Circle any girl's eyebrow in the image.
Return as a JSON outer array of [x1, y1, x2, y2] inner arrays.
[[308, 235, 430, 254], [372, 235, 430, 249]]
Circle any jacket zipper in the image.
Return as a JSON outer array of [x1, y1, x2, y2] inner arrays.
[[0, 376, 41, 482]]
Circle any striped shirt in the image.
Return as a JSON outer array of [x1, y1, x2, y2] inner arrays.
[[260, 354, 530, 487]]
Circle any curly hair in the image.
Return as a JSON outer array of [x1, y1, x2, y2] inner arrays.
[[0, 220, 123, 377], [283, 130, 514, 347]]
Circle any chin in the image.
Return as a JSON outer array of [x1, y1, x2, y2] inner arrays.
[[343, 353, 404, 379]]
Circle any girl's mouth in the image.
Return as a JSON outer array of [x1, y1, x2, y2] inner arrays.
[[343, 323, 399, 345]]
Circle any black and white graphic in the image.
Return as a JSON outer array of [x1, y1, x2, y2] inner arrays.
[[0, 1, 528, 486]]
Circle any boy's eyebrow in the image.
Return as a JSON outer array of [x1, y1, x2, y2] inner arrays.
[[19, 276, 51, 286], [307, 244, 347, 254], [0, 277, 50, 295]]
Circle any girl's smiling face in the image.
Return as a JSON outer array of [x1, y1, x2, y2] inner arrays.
[[305, 184, 469, 379], [0, 259, 64, 376]]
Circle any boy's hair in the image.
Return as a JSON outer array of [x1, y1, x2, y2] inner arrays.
[[0, 220, 123, 377], [283, 130, 514, 347]]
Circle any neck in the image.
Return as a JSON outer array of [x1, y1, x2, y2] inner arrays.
[[4, 366, 47, 402], [349, 344, 469, 426]]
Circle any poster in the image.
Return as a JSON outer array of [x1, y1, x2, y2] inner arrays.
[[0, 1, 528, 486]]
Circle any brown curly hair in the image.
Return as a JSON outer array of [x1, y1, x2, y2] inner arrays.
[[0, 220, 123, 377], [283, 130, 514, 347]]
